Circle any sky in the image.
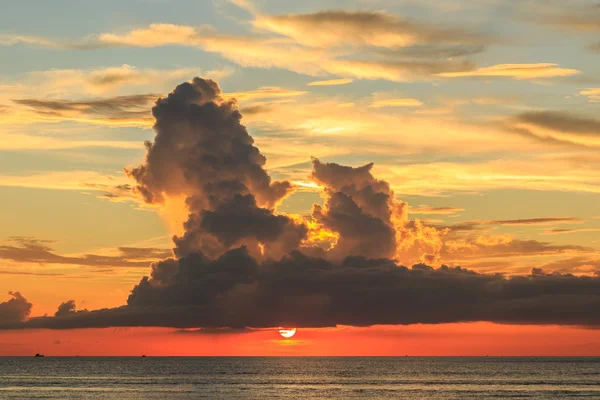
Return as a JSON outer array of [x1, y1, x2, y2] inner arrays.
[[0, 0, 599, 356]]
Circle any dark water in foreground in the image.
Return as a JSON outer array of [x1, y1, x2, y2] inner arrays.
[[0, 357, 599, 399]]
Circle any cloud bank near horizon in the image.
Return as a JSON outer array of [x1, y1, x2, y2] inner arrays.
[[2, 78, 599, 330]]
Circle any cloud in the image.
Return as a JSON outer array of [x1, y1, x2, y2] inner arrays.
[[0, 171, 136, 193], [97, 24, 203, 48], [437, 63, 579, 79], [0, 65, 232, 127], [5, 77, 599, 330], [125, 78, 306, 260], [377, 43, 486, 59], [516, 111, 600, 136], [382, 156, 600, 195], [368, 98, 423, 108], [12, 94, 156, 127], [441, 237, 586, 260], [307, 79, 353, 86], [488, 217, 583, 226], [224, 87, 307, 101], [325, 58, 476, 81], [0, 237, 172, 268], [310, 159, 403, 259], [409, 206, 464, 215], [2, 65, 225, 98], [0, 19, 485, 82], [543, 228, 600, 235], [238, 104, 272, 116], [530, 2, 600, 33], [540, 256, 600, 275], [0, 136, 141, 151], [0, 34, 61, 48], [437, 217, 584, 233], [55, 300, 77, 317], [0, 292, 32, 326], [0, 271, 64, 277], [580, 88, 600, 103], [252, 10, 486, 49], [11, 251, 600, 329]]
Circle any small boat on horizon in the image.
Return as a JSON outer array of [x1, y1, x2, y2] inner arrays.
[[34, 353, 44, 357]]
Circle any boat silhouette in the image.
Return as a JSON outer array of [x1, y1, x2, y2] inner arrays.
[[34, 353, 44, 357]]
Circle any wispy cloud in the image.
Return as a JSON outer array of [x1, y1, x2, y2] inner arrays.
[[307, 78, 353, 86], [0, 237, 172, 268], [409, 206, 465, 215], [580, 88, 600, 103], [437, 63, 579, 79], [11, 94, 156, 127], [515, 111, 600, 136], [369, 98, 423, 108], [225, 87, 307, 100], [252, 10, 488, 49]]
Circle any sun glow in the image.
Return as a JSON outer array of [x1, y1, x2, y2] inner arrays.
[[278, 328, 297, 338]]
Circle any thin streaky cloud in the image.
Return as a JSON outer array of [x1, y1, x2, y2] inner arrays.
[[437, 63, 580, 79], [543, 228, 600, 235], [369, 98, 423, 108], [409, 206, 465, 215], [307, 78, 353, 86]]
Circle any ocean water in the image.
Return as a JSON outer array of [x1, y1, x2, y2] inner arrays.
[[0, 357, 599, 399]]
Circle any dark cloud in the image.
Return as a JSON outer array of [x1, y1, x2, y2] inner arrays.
[[340, 58, 477, 77], [12, 94, 156, 124], [83, 183, 136, 202], [544, 228, 600, 235], [87, 72, 136, 87], [0, 292, 32, 326], [0, 237, 172, 268], [310, 159, 404, 259], [504, 125, 591, 149], [175, 327, 259, 335], [10, 249, 600, 329], [126, 78, 305, 260], [239, 104, 272, 116], [55, 300, 77, 317], [440, 217, 582, 230], [257, 10, 490, 47], [439, 221, 483, 232], [54, 300, 88, 317], [516, 111, 600, 136], [540, 257, 600, 274], [410, 206, 464, 215], [488, 217, 583, 225], [377, 44, 486, 59], [5, 77, 598, 331], [0, 270, 64, 276], [531, 3, 600, 33]]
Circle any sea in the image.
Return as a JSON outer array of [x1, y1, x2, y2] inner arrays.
[[0, 357, 599, 399]]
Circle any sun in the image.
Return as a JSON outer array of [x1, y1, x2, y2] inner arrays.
[[278, 328, 297, 338]]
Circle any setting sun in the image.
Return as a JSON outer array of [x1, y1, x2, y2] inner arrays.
[[278, 328, 297, 338]]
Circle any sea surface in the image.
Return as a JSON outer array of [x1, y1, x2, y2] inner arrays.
[[0, 357, 599, 399]]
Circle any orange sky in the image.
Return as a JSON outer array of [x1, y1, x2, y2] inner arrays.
[[2, 323, 599, 357]]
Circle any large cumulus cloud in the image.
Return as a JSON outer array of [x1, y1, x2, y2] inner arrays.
[[11, 250, 600, 329], [5, 77, 600, 330], [125, 78, 306, 260], [0, 292, 32, 327], [310, 159, 403, 259]]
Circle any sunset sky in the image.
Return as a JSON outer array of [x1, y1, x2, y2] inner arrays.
[[0, 0, 599, 356]]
